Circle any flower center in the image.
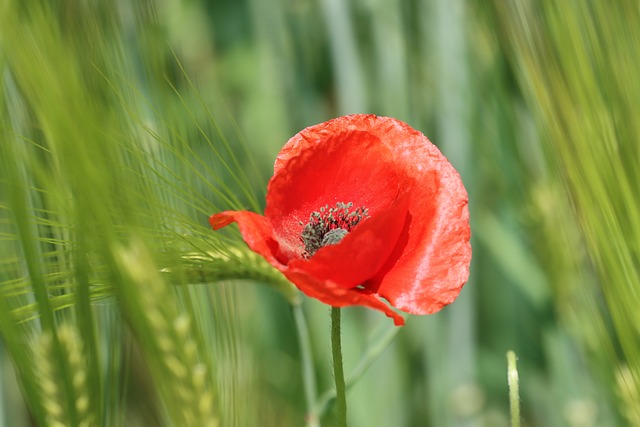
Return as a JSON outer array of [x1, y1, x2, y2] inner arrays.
[[300, 202, 369, 258]]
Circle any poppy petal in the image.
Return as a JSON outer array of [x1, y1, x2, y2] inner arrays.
[[283, 268, 405, 326], [359, 117, 472, 314], [288, 191, 410, 289], [266, 128, 400, 260], [209, 211, 287, 266], [375, 190, 470, 314]]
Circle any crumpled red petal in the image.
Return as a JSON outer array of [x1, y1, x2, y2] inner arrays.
[[374, 185, 471, 314], [347, 116, 472, 314], [282, 268, 405, 326], [210, 208, 407, 326], [288, 191, 410, 289], [266, 129, 400, 259], [210, 210, 287, 266]]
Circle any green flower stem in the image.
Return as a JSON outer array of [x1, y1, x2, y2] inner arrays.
[[331, 307, 347, 427], [506, 350, 520, 427], [315, 320, 401, 416], [292, 302, 320, 427]]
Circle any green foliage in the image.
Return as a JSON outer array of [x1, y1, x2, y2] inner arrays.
[[0, 1, 273, 425], [490, 0, 640, 423], [0, 0, 638, 426]]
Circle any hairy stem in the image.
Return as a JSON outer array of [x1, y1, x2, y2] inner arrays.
[[331, 307, 347, 427]]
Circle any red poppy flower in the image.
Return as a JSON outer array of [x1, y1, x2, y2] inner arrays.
[[210, 114, 471, 326]]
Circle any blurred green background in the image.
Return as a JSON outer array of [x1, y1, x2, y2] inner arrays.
[[1, 0, 639, 426]]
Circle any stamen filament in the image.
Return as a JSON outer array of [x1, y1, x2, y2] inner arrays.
[[300, 202, 368, 257]]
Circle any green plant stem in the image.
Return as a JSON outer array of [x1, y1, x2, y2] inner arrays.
[[315, 320, 400, 416], [292, 302, 320, 427], [331, 307, 347, 427], [506, 350, 520, 427]]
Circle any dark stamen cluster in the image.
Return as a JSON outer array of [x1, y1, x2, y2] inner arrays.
[[300, 202, 369, 258]]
